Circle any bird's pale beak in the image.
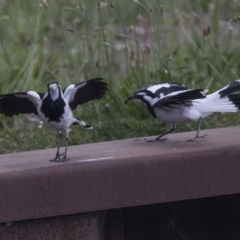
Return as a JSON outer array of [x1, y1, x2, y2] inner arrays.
[[49, 85, 58, 91], [124, 95, 137, 104]]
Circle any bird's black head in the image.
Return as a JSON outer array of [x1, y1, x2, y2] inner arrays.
[[125, 89, 157, 118], [125, 89, 156, 105], [125, 93, 143, 104]]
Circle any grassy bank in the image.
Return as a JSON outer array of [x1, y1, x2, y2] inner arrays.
[[0, 0, 240, 153]]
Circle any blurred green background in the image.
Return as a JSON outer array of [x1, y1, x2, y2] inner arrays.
[[0, 0, 240, 153]]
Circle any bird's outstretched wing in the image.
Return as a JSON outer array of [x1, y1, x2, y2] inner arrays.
[[63, 78, 108, 110], [153, 89, 207, 109], [0, 92, 44, 117]]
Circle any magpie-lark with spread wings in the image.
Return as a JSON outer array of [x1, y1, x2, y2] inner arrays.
[[125, 80, 240, 141], [0, 78, 108, 162]]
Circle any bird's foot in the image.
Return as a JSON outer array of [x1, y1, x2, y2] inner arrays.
[[61, 155, 70, 162], [147, 137, 168, 142], [50, 152, 69, 162], [186, 134, 208, 142], [133, 138, 148, 142], [49, 156, 61, 162]]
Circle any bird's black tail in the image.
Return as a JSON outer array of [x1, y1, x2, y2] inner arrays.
[[218, 80, 240, 110], [218, 80, 240, 97], [200, 80, 240, 113], [72, 118, 93, 129], [227, 94, 240, 110]]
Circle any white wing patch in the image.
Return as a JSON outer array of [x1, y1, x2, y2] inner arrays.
[[27, 91, 42, 108], [159, 92, 165, 98], [143, 95, 159, 106], [64, 82, 87, 104], [63, 84, 75, 102], [147, 83, 170, 93]]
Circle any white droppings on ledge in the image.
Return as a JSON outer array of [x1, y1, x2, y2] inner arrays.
[[77, 157, 114, 162]]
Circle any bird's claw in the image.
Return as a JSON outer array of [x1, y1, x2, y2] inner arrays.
[[50, 152, 69, 162], [147, 137, 168, 142], [133, 138, 148, 142], [61, 156, 70, 162], [187, 134, 208, 142]]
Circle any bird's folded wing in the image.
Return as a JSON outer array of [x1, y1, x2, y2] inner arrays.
[[153, 89, 207, 108], [0, 92, 43, 117], [63, 78, 108, 110], [153, 83, 188, 97]]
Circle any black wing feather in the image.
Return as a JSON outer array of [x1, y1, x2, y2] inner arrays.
[[228, 94, 240, 110], [153, 89, 206, 108], [65, 78, 108, 110], [0, 92, 44, 117], [154, 84, 188, 97], [219, 81, 240, 97]]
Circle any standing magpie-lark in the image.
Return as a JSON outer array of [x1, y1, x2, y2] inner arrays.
[[0, 78, 108, 162], [125, 80, 240, 141]]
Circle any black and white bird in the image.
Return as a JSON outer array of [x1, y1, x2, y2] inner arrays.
[[0, 78, 108, 162], [125, 80, 240, 141]]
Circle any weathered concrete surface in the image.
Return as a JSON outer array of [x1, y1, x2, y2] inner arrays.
[[0, 126, 240, 223]]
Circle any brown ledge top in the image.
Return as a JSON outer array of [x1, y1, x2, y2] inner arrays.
[[0, 126, 240, 223]]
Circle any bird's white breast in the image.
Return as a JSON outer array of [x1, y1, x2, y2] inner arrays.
[[37, 102, 74, 131], [154, 105, 202, 123]]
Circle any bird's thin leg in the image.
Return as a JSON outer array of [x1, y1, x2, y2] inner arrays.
[[50, 131, 63, 162], [61, 130, 70, 162], [147, 123, 176, 142], [187, 117, 207, 142], [56, 132, 62, 156]]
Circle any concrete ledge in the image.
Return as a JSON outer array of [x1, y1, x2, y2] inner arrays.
[[0, 126, 240, 223]]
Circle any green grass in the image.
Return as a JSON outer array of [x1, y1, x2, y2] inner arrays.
[[0, 0, 240, 153]]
